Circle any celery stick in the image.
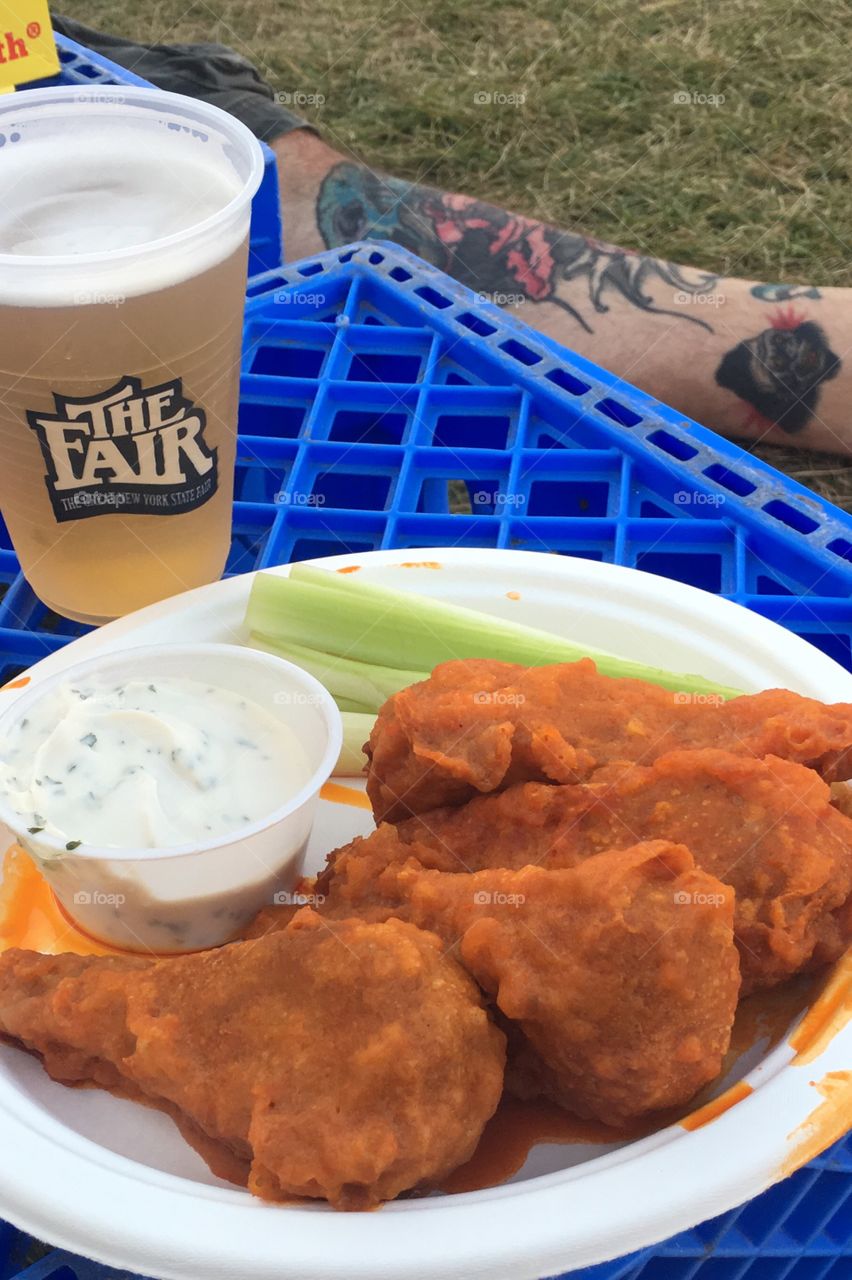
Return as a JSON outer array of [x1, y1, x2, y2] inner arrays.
[[289, 564, 370, 593], [247, 570, 740, 698], [249, 631, 426, 712], [337, 712, 375, 775], [335, 696, 376, 714]]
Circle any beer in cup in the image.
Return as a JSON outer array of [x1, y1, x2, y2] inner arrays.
[[0, 86, 264, 623]]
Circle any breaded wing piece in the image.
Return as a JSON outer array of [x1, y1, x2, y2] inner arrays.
[[397, 750, 852, 993], [0, 911, 505, 1209], [245, 825, 432, 941], [366, 658, 852, 822], [302, 834, 741, 1125]]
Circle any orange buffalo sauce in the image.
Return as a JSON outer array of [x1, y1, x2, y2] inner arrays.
[[680, 1080, 754, 1131], [0, 844, 116, 956], [783, 1071, 852, 1177], [319, 782, 372, 810], [788, 950, 852, 1065], [440, 1097, 665, 1194], [731, 973, 825, 1064], [1, 675, 30, 691]]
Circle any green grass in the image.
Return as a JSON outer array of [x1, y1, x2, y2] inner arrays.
[[68, 0, 852, 504]]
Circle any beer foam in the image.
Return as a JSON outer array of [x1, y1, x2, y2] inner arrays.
[[0, 120, 248, 305]]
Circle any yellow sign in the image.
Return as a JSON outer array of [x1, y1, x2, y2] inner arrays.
[[0, 0, 59, 94]]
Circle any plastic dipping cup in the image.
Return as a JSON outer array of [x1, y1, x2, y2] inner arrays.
[[0, 644, 343, 953], [0, 87, 265, 625]]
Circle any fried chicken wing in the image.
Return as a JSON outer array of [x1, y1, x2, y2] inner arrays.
[[244, 825, 430, 941], [0, 911, 505, 1209], [366, 658, 852, 822], [297, 833, 741, 1125], [395, 750, 852, 993]]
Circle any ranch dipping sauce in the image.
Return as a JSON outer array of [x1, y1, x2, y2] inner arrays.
[[0, 643, 342, 953], [0, 676, 311, 850]]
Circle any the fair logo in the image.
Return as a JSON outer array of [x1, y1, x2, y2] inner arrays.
[[27, 376, 218, 521]]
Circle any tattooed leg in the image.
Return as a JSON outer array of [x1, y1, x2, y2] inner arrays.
[[314, 162, 723, 333], [272, 131, 848, 453], [715, 313, 840, 434]]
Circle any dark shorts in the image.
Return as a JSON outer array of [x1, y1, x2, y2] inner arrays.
[[51, 14, 312, 142]]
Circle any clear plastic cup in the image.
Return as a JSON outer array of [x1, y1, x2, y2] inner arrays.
[[0, 643, 342, 953], [0, 87, 265, 624]]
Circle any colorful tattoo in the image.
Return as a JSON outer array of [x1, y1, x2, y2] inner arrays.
[[715, 307, 840, 434], [751, 283, 822, 302], [317, 162, 720, 333]]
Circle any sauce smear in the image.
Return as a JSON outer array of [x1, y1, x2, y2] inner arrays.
[[0, 844, 115, 956], [442, 977, 825, 1193], [440, 1098, 667, 1194]]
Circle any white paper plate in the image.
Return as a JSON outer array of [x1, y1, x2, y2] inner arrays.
[[0, 548, 850, 1280]]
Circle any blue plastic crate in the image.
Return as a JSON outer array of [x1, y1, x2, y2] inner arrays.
[[12, 31, 283, 275], [235, 243, 852, 645], [0, 238, 850, 1278]]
